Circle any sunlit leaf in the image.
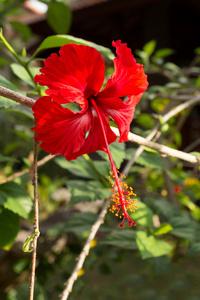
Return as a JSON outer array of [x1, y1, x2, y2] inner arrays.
[[136, 113, 155, 129], [0, 181, 33, 219], [143, 40, 156, 56], [10, 63, 39, 87], [136, 231, 173, 259], [154, 223, 173, 236], [129, 200, 153, 227], [154, 48, 175, 58], [33, 35, 115, 60]]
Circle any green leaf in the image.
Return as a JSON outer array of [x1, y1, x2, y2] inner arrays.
[[154, 48, 174, 58], [151, 98, 169, 113], [195, 76, 200, 87], [47, 2, 72, 34], [165, 82, 181, 89], [13, 258, 29, 274], [194, 47, 200, 55], [169, 216, 200, 242], [143, 40, 156, 56], [10, 63, 38, 87], [149, 197, 181, 219], [135, 151, 166, 170], [101, 230, 137, 250], [97, 140, 126, 167], [5, 108, 34, 119], [174, 131, 182, 147], [67, 180, 110, 204], [33, 35, 115, 60], [55, 156, 100, 179], [135, 50, 148, 64], [0, 154, 18, 163], [190, 152, 200, 157], [0, 181, 33, 219], [187, 242, 200, 257], [129, 200, 153, 227], [0, 206, 19, 249], [136, 113, 155, 129], [154, 223, 173, 236], [136, 231, 173, 259], [48, 212, 108, 238], [93, 160, 110, 178], [164, 62, 180, 73], [180, 196, 200, 220], [22, 47, 27, 59], [10, 21, 31, 39]]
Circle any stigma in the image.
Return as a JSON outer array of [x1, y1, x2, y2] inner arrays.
[[108, 168, 138, 227]]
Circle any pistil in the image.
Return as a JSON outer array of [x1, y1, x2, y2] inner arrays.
[[90, 98, 137, 227]]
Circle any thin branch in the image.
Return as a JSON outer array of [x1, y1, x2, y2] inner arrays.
[[0, 154, 54, 185], [162, 93, 200, 123], [183, 138, 200, 153], [0, 85, 35, 107], [111, 127, 200, 165], [29, 128, 40, 300], [0, 88, 199, 186], [60, 199, 110, 300], [122, 93, 200, 174], [1, 126, 199, 187]]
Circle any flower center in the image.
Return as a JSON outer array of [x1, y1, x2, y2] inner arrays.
[[90, 98, 137, 227]]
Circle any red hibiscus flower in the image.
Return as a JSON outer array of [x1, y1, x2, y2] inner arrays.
[[32, 40, 148, 227]]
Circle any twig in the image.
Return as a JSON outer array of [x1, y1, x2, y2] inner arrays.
[[0, 88, 199, 184], [162, 93, 200, 123], [1, 128, 199, 187], [60, 199, 110, 300], [183, 138, 200, 153], [122, 93, 200, 174], [0, 85, 35, 108], [0, 154, 54, 185], [29, 128, 40, 300], [111, 127, 200, 165]]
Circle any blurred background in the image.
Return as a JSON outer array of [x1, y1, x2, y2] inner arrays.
[[0, 0, 200, 299]]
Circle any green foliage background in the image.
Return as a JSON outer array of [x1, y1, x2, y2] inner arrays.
[[0, 1, 200, 299]]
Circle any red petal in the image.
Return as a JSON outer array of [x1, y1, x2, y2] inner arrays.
[[96, 94, 142, 142], [65, 106, 117, 161], [34, 44, 105, 108], [32, 96, 92, 156], [98, 40, 148, 98]]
